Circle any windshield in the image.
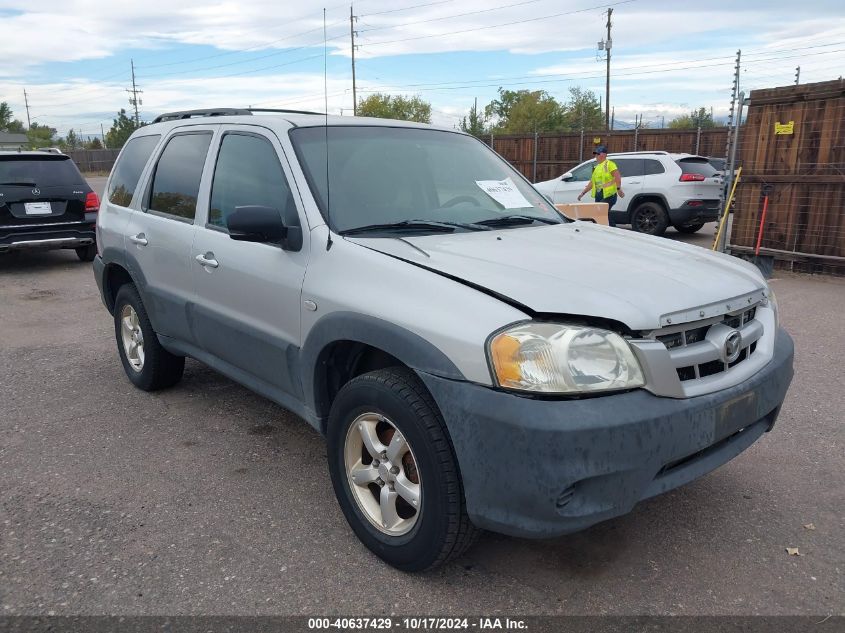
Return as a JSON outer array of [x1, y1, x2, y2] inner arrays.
[[0, 156, 85, 186], [289, 126, 562, 233]]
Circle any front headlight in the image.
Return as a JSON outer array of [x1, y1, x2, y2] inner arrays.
[[766, 286, 779, 328], [488, 323, 645, 394]]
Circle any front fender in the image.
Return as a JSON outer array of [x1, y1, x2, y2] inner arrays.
[[300, 311, 466, 423]]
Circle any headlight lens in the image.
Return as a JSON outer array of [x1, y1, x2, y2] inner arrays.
[[488, 323, 645, 394], [767, 286, 779, 327]]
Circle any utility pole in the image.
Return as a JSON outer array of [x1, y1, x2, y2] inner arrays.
[[350, 5, 358, 115], [714, 50, 742, 253], [604, 8, 612, 131], [794, 66, 800, 85], [126, 59, 143, 127], [23, 89, 31, 129], [611, 106, 615, 131], [100, 123, 107, 149]]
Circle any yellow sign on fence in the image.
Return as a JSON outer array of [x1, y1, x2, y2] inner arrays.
[[593, 137, 601, 144], [775, 121, 794, 135]]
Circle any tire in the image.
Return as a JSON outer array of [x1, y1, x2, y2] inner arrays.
[[327, 367, 478, 571], [631, 201, 669, 236], [674, 222, 704, 234], [113, 284, 185, 391], [75, 244, 97, 262]]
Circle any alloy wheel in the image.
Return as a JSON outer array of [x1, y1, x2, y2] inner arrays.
[[344, 412, 422, 536], [120, 304, 145, 372]]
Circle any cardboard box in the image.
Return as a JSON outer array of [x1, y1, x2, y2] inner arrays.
[[555, 202, 609, 225]]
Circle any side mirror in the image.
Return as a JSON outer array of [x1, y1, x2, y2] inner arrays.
[[226, 205, 302, 250], [561, 172, 573, 181]]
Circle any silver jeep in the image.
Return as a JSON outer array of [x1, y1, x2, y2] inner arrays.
[[93, 108, 794, 571]]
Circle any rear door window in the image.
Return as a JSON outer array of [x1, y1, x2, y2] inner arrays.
[[107, 135, 160, 207], [147, 132, 212, 221], [612, 158, 645, 177], [643, 159, 665, 175], [0, 156, 85, 187], [677, 158, 719, 177]]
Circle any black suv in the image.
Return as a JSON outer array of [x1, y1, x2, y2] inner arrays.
[[0, 151, 99, 261]]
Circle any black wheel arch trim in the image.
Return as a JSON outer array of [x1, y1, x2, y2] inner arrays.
[[96, 245, 153, 320], [629, 193, 670, 212], [301, 311, 466, 428]]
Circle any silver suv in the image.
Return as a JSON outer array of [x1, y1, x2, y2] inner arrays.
[[94, 109, 794, 571]]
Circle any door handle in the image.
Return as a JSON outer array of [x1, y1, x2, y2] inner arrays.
[[129, 233, 148, 246], [195, 252, 219, 268], [628, 180, 642, 184]]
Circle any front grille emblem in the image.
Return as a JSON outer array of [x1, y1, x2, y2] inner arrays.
[[32, 188, 40, 196], [724, 330, 742, 363]]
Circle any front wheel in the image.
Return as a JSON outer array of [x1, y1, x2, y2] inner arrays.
[[674, 222, 704, 234], [632, 201, 669, 236], [327, 367, 478, 571]]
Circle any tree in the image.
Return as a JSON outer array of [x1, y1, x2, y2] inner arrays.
[[357, 94, 432, 123], [0, 101, 26, 133], [562, 87, 603, 130], [105, 108, 143, 149], [484, 88, 566, 134], [26, 122, 56, 148], [63, 129, 81, 150], [86, 137, 103, 150], [0, 101, 13, 128], [460, 99, 487, 137], [668, 107, 721, 129]]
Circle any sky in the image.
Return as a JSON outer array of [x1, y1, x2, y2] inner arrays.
[[0, 0, 843, 138]]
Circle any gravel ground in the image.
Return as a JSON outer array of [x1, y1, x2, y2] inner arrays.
[[0, 178, 842, 616]]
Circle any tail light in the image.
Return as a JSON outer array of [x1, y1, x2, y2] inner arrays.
[[85, 191, 100, 212], [679, 173, 705, 182]]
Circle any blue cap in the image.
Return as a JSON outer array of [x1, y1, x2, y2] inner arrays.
[[593, 145, 608, 154]]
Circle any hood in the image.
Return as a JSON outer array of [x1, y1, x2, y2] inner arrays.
[[346, 223, 766, 331]]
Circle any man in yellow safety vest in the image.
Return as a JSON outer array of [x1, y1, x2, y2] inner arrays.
[[577, 145, 625, 227]]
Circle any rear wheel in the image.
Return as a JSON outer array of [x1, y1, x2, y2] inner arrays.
[[674, 222, 704, 234], [114, 284, 185, 391], [632, 201, 669, 236], [327, 367, 478, 571], [75, 244, 97, 262]]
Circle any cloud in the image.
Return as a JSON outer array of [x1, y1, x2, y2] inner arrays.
[[0, 0, 842, 134]]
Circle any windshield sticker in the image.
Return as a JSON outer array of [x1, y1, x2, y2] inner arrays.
[[475, 178, 532, 209]]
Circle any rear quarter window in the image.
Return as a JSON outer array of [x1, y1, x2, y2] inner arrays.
[[677, 158, 719, 177], [107, 135, 161, 207]]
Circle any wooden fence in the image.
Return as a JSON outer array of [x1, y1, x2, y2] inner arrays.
[[66, 148, 121, 173], [486, 127, 729, 182], [729, 79, 845, 274]]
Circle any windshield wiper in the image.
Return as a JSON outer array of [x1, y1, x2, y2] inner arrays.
[[476, 214, 560, 227], [339, 219, 488, 236], [0, 181, 38, 186]]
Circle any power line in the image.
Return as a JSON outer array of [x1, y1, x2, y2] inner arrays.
[[356, 45, 845, 93], [135, 29, 348, 80], [136, 16, 350, 71], [357, 0, 552, 33], [359, 0, 636, 47], [359, 0, 456, 18]]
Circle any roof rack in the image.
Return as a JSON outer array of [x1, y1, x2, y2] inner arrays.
[[152, 108, 252, 123], [247, 108, 325, 116], [152, 107, 325, 124]]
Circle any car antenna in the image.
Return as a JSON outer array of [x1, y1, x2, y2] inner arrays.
[[323, 7, 333, 251]]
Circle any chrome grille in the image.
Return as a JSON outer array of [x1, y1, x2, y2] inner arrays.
[[651, 305, 762, 383]]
